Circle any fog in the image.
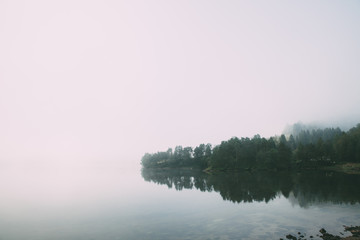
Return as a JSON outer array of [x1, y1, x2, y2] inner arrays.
[[1, 0, 360, 168]]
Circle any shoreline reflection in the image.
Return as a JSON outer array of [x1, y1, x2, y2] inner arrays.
[[141, 169, 360, 207]]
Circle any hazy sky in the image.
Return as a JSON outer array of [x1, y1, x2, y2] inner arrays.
[[1, 0, 360, 164]]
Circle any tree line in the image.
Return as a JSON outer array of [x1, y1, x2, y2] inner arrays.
[[141, 123, 360, 170]]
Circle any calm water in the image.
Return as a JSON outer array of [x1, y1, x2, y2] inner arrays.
[[0, 164, 359, 240]]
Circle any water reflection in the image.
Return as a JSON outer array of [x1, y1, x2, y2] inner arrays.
[[141, 169, 360, 207]]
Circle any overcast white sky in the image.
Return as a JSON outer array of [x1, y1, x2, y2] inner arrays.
[[1, 0, 360, 165]]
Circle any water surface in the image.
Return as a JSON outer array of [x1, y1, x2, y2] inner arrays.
[[0, 164, 359, 240]]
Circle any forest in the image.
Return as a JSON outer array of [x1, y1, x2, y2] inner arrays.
[[141, 123, 360, 171]]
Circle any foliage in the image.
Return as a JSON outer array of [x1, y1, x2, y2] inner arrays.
[[141, 123, 360, 170]]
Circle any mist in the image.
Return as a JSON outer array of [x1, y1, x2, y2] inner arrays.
[[1, 0, 360, 167]]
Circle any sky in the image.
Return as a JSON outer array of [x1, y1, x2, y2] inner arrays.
[[1, 0, 360, 166]]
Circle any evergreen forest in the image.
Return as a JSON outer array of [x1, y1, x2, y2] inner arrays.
[[141, 123, 360, 171]]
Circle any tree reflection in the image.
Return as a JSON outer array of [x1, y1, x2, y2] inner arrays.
[[141, 169, 360, 207]]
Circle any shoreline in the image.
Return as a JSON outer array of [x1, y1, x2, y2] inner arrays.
[[142, 163, 360, 175], [324, 163, 360, 175], [281, 226, 360, 240]]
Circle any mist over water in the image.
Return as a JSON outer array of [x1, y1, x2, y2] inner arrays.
[[1, 0, 360, 159], [1, 1, 360, 239], [0, 165, 359, 240]]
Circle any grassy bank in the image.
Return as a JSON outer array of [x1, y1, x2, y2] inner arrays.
[[324, 162, 360, 175]]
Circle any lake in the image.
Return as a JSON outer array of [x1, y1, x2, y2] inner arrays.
[[0, 164, 359, 240]]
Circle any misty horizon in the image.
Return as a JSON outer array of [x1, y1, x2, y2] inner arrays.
[[1, 0, 360, 166], [1, 1, 360, 239]]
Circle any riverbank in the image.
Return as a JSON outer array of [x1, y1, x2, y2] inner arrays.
[[324, 163, 360, 175], [201, 163, 360, 175], [144, 162, 360, 176]]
